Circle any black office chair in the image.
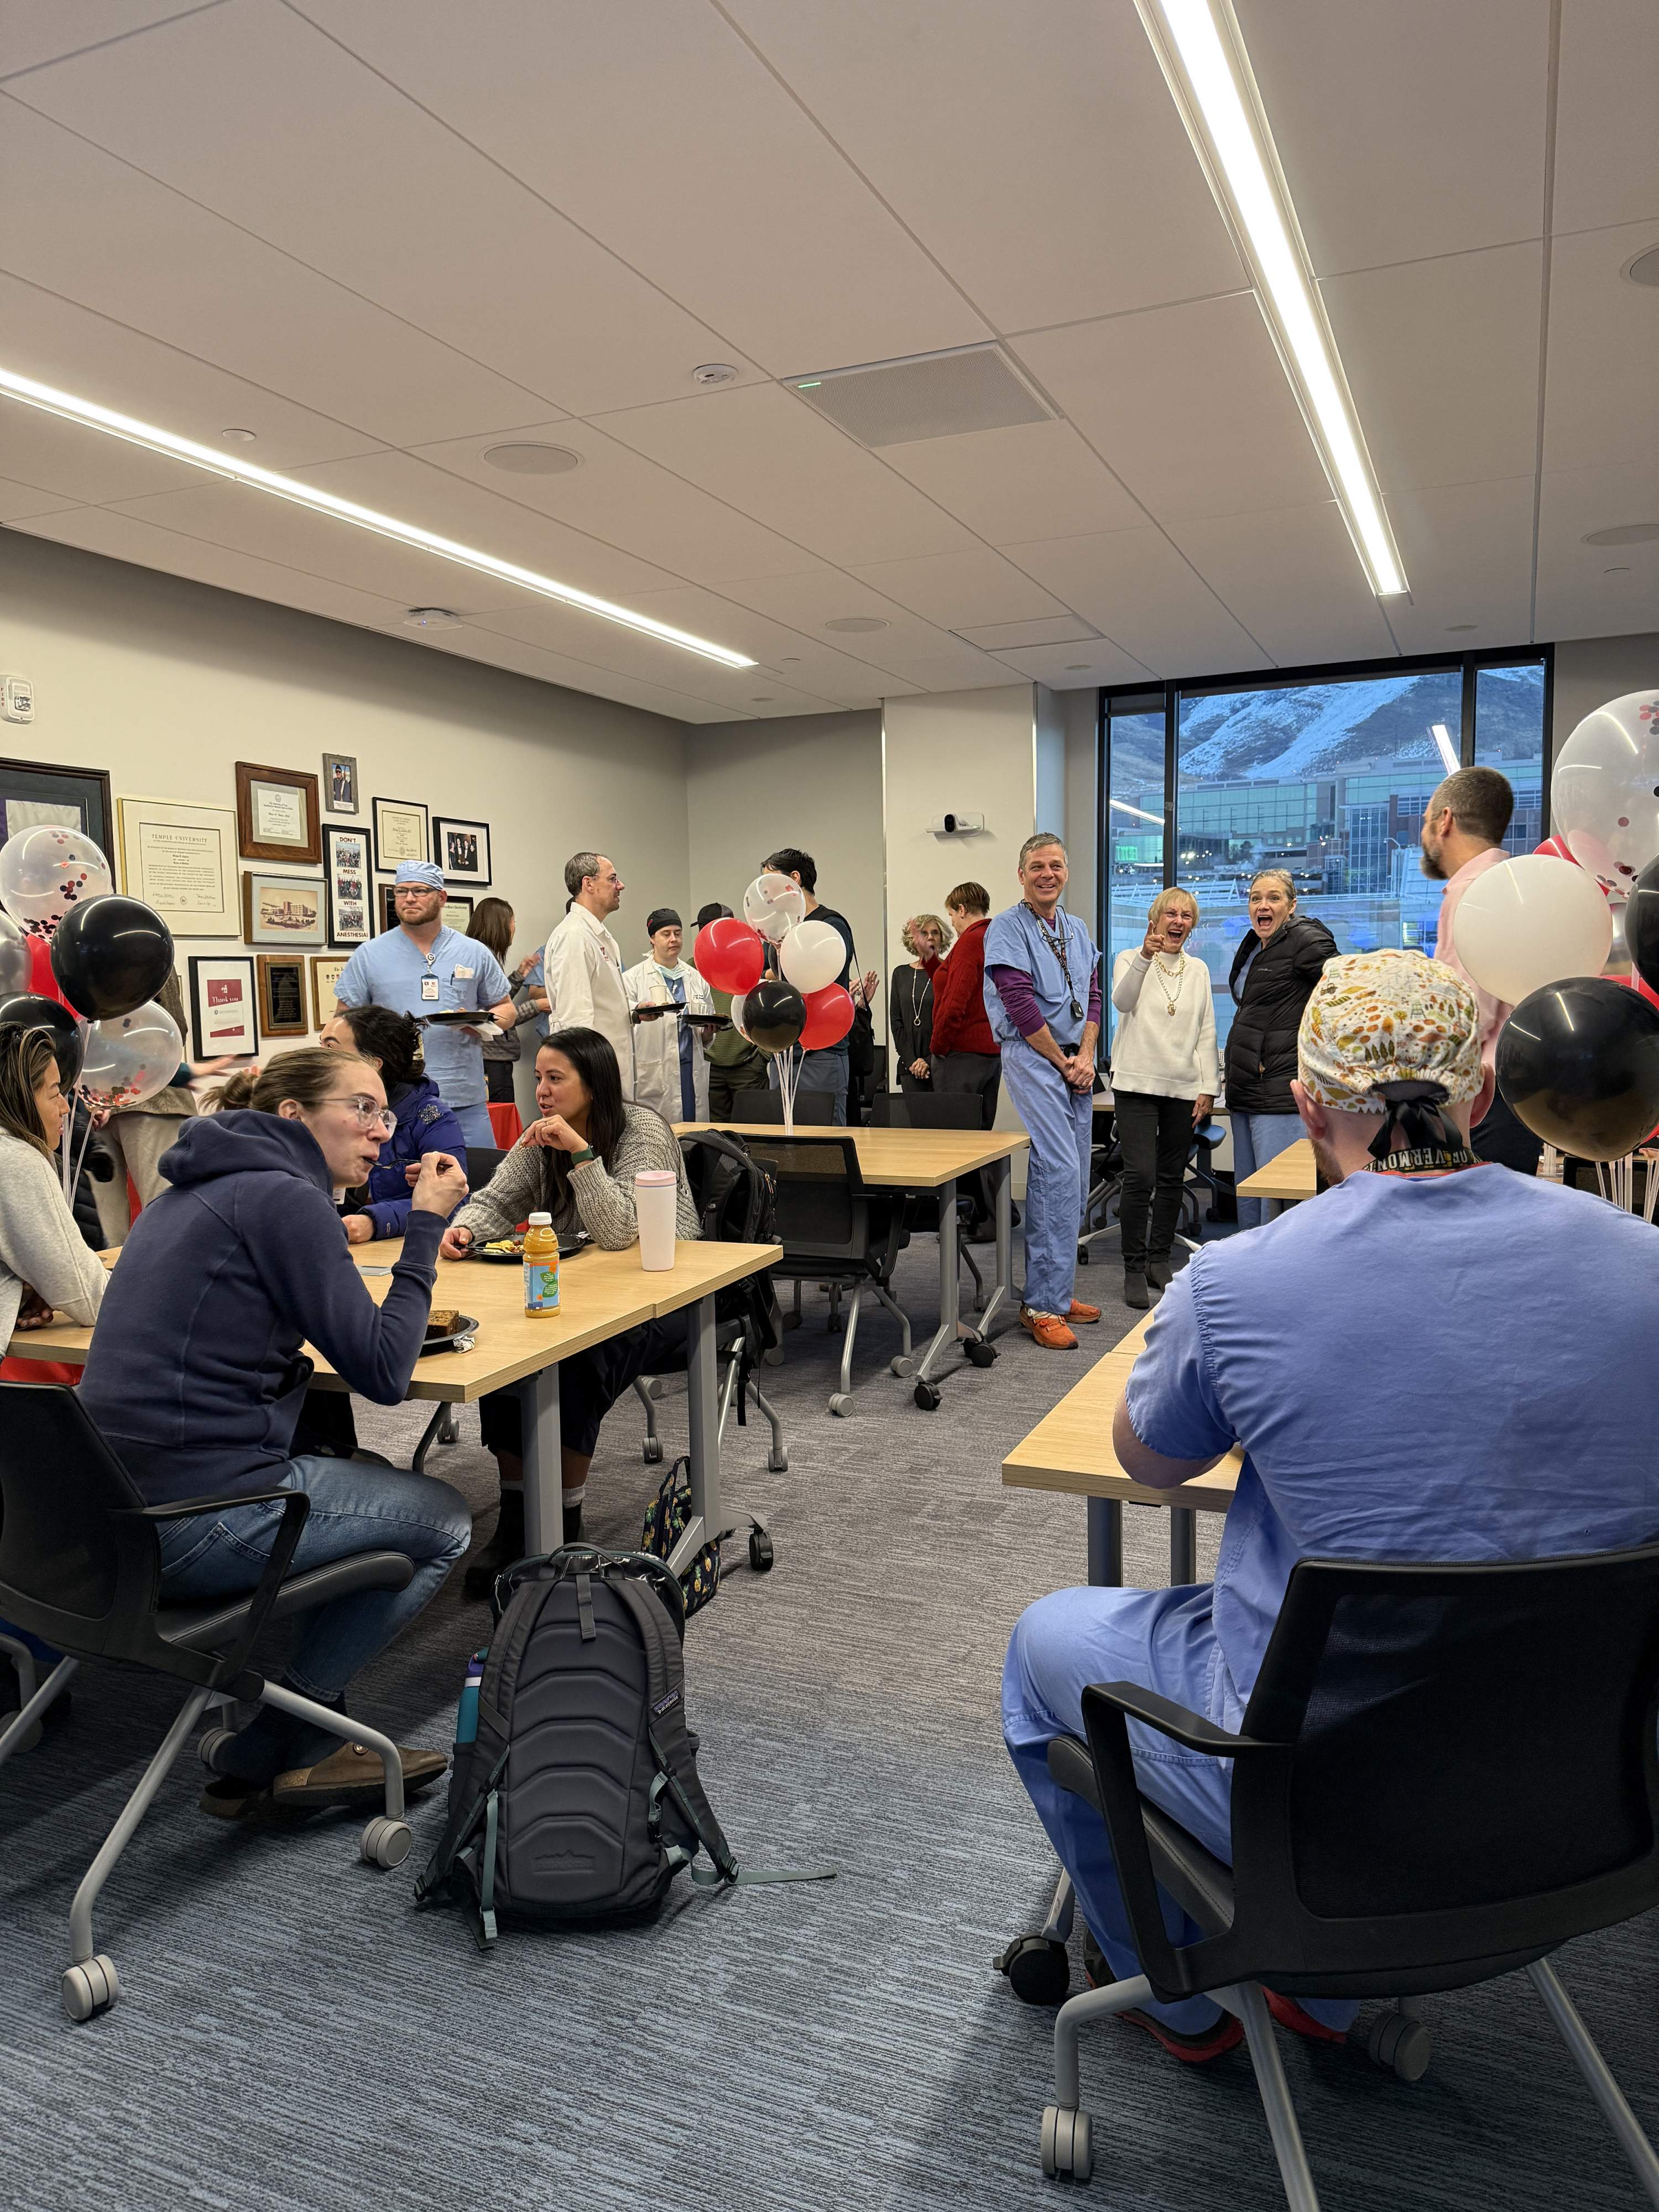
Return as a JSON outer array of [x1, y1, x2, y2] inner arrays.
[[1027, 1548, 1659, 2205], [870, 1091, 987, 1310], [462, 1144, 508, 1188], [0, 1382, 422, 2023], [1077, 1111, 1221, 1266], [717, 1089, 837, 1126]]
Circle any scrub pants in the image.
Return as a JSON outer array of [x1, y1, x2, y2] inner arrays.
[[452, 1101, 495, 1151], [1229, 1110, 1302, 1230], [1004, 1584, 1357, 2036], [1002, 1043, 1093, 1317]]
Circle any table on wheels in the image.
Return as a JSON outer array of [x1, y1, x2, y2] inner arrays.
[[1236, 1136, 1318, 1207], [8, 1235, 781, 1571], [677, 1121, 1030, 1400]]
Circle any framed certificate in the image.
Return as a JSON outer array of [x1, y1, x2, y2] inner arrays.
[[372, 794, 429, 873], [440, 893, 473, 935], [188, 953, 257, 1059], [236, 761, 321, 864], [0, 755, 113, 856], [310, 953, 350, 1028], [434, 815, 491, 886], [323, 823, 372, 947], [242, 870, 324, 947], [117, 796, 238, 936], [322, 751, 359, 815], [256, 953, 308, 1038]]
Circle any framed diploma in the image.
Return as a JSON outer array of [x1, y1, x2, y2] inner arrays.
[[0, 755, 113, 856], [372, 795, 429, 873], [434, 815, 491, 886], [256, 953, 309, 1039], [440, 893, 473, 934], [117, 796, 238, 936], [236, 761, 321, 864], [322, 751, 359, 815], [242, 870, 324, 946], [188, 954, 257, 1059], [324, 824, 372, 947], [310, 953, 349, 1028]]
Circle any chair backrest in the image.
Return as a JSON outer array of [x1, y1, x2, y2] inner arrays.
[[724, 1090, 836, 1126], [464, 1145, 508, 1188], [740, 1135, 867, 1261], [0, 1381, 156, 1657], [877, 1093, 983, 1132]]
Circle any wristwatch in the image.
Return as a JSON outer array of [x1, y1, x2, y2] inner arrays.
[[568, 1144, 597, 1166]]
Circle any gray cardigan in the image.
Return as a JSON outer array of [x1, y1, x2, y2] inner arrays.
[[451, 1103, 700, 1250]]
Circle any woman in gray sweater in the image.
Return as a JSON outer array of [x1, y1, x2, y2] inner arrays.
[[441, 1026, 698, 1587]]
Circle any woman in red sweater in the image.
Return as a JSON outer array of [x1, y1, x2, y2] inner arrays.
[[930, 881, 999, 1119]]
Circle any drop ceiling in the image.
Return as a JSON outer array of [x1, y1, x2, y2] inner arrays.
[[0, 0, 1653, 723]]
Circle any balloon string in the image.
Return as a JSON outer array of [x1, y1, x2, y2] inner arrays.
[[67, 1099, 97, 1207], [59, 1111, 72, 1199]]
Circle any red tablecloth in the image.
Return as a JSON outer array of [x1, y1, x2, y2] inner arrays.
[[488, 1102, 523, 1150]]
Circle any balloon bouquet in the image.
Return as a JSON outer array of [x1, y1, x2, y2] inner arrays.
[[0, 824, 181, 1202], [692, 873, 855, 1128], [1449, 689, 1659, 1213]]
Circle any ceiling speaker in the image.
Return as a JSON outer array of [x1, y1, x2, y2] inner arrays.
[[787, 345, 1055, 448]]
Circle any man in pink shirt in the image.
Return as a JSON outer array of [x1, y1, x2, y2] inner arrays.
[[1421, 765, 1543, 1172]]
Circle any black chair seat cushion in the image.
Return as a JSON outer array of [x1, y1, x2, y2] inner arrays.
[[1048, 1733, 1237, 1934], [158, 1551, 414, 1652]]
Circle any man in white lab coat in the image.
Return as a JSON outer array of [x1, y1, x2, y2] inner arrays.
[[624, 908, 718, 1124], [542, 851, 634, 1099]]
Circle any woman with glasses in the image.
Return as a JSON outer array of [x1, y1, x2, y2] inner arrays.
[[78, 1047, 474, 1822], [319, 1003, 468, 1243]]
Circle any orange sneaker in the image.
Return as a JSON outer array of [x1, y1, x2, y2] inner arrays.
[[1265, 1990, 1348, 2044], [1021, 1307, 1078, 1350], [1067, 1298, 1102, 1324]]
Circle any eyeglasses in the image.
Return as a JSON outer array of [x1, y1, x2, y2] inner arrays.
[[334, 1094, 396, 1134]]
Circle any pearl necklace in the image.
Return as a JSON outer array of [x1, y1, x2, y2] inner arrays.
[[1151, 951, 1186, 1016]]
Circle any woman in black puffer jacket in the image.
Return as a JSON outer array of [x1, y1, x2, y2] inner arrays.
[[1224, 869, 1338, 1226]]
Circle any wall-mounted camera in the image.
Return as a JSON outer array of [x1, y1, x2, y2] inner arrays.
[[929, 811, 985, 837]]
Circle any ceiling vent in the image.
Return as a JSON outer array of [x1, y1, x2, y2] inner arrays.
[[953, 617, 1104, 653], [786, 345, 1056, 448]]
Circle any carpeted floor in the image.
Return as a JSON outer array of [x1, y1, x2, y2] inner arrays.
[[3, 1228, 1658, 2212]]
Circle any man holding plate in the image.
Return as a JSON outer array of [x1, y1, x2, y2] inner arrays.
[[333, 860, 515, 1148]]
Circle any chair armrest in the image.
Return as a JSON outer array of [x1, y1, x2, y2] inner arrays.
[[128, 1488, 302, 1522], [123, 1490, 312, 1685], [1091, 1681, 1276, 1758]]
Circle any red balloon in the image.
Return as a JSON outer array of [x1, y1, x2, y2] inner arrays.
[[1534, 835, 1577, 864], [693, 916, 764, 994], [28, 936, 71, 1009], [799, 982, 854, 1048]]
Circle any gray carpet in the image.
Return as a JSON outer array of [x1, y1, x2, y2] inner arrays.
[[3, 1230, 1658, 2212]]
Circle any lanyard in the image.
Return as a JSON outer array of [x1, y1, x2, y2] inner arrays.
[[1024, 902, 1084, 1024]]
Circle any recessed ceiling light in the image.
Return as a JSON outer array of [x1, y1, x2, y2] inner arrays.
[[0, 364, 756, 669], [1065, 662, 1092, 670], [482, 442, 582, 476], [1584, 523, 1659, 546], [751, 695, 776, 702], [824, 615, 889, 634], [691, 363, 739, 387], [1605, 565, 1632, 575], [220, 427, 257, 443], [1624, 244, 1659, 288], [404, 607, 462, 630], [780, 655, 801, 662], [1446, 623, 1478, 632]]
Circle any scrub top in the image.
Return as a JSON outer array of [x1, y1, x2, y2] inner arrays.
[[335, 925, 509, 1110], [982, 902, 1098, 1050]]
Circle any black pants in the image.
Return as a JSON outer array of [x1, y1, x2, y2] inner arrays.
[[1473, 1089, 1544, 1174], [1113, 1089, 1192, 1270], [477, 1312, 691, 1460], [934, 1050, 1003, 1219], [708, 1066, 769, 1121], [484, 1059, 517, 1104]]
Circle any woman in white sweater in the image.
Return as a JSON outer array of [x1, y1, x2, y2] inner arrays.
[[0, 1020, 107, 1350], [1109, 889, 1220, 1310]]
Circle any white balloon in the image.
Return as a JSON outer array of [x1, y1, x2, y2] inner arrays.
[[1452, 854, 1613, 1005], [728, 990, 750, 1041], [742, 871, 806, 943], [0, 907, 28, 994], [778, 917, 846, 994], [0, 824, 113, 935], [77, 1001, 184, 1111], [1551, 688, 1659, 896]]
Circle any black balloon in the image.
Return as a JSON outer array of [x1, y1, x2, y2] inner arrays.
[[0, 990, 84, 1088], [1627, 856, 1659, 998], [1496, 975, 1659, 1160], [741, 979, 806, 1054], [49, 894, 174, 1021]]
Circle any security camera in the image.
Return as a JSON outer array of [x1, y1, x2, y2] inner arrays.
[[930, 811, 985, 837]]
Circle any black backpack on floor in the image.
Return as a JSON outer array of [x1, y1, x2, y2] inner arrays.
[[416, 1547, 831, 1947]]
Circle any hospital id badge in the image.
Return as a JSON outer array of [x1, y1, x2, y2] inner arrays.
[[420, 976, 440, 1001]]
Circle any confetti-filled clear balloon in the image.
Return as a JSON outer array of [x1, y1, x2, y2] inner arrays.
[[0, 825, 114, 938], [77, 1000, 183, 1110], [742, 871, 807, 943], [0, 907, 29, 995], [1551, 690, 1659, 896]]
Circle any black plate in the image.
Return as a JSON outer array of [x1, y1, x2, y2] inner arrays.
[[470, 1234, 589, 1264], [418, 1008, 479, 1026], [421, 1313, 478, 1353]]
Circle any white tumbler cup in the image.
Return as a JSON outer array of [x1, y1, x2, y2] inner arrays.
[[634, 1169, 678, 1271]]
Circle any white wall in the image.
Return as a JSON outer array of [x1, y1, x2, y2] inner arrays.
[[0, 534, 688, 1081], [1552, 633, 1659, 762]]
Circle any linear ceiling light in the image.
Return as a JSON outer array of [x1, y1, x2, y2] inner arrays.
[[1132, 0, 1408, 598], [0, 366, 756, 667]]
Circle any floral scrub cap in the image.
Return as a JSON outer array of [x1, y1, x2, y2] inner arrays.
[[1298, 950, 1483, 1115]]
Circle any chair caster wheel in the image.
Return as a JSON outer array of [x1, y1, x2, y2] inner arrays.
[[966, 1339, 997, 1368], [641, 1439, 664, 1464], [889, 1355, 916, 1378], [995, 1933, 1070, 2006], [767, 1449, 789, 1473], [1040, 2104, 1093, 2183], [361, 1816, 413, 1870], [914, 1382, 942, 1411], [763, 1345, 785, 1365], [198, 1725, 237, 1772], [748, 1530, 775, 1573], [1366, 2008, 1432, 2081], [1076, 1248, 1089, 1265], [61, 1953, 120, 2023], [828, 1394, 852, 1417]]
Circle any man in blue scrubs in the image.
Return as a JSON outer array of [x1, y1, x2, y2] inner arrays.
[[984, 833, 1102, 1350], [333, 860, 515, 1150], [1004, 950, 1659, 2063]]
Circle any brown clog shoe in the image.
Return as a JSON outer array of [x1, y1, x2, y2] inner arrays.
[[1021, 1307, 1078, 1350], [1067, 1298, 1102, 1324], [270, 1741, 448, 1808]]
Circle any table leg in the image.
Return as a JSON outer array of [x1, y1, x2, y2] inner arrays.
[[515, 1365, 562, 1556], [668, 1293, 721, 1578], [1169, 1507, 1197, 1587], [974, 1154, 1014, 1340], [1087, 1496, 1123, 1588], [915, 1176, 962, 1385]]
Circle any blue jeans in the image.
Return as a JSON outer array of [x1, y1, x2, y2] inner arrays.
[[1002, 1042, 1094, 1316], [155, 1456, 472, 1701], [452, 1101, 495, 1150], [769, 1042, 849, 1124], [1229, 1110, 1303, 1230]]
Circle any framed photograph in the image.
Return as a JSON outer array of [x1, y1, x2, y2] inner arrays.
[[323, 823, 372, 947], [235, 761, 321, 865], [188, 953, 257, 1059], [0, 755, 113, 857], [242, 869, 324, 947], [372, 794, 429, 874], [441, 892, 473, 935], [322, 751, 359, 815], [310, 953, 350, 1028], [376, 880, 399, 937], [117, 796, 238, 936], [433, 815, 491, 886], [256, 953, 308, 1039]]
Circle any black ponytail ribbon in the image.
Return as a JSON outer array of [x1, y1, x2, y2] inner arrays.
[[1365, 1080, 1477, 1173]]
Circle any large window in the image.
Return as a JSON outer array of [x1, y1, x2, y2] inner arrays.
[[1099, 653, 1549, 1052]]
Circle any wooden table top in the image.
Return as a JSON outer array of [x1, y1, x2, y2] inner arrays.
[[1001, 1310, 1241, 1514], [675, 1121, 1029, 1188], [1235, 1136, 1318, 1203], [7, 1235, 780, 1405]]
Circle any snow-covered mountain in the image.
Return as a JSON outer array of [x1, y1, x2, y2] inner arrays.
[[1175, 665, 1544, 785]]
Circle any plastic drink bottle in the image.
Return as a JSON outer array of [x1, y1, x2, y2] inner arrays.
[[456, 1649, 487, 1744], [523, 1211, 560, 1314]]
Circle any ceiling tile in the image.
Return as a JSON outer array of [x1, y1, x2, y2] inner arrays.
[[1552, 0, 1659, 233], [988, 640, 1152, 686], [295, 0, 989, 375], [1003, 526, 1268, 678], [12, 1, 759, 417], [880, 419, 1145, 545], [1541, 221, 1659, 477], [956, 616, 1102, 650], [845, 547, 1067, 629], [1380, 477, 1537, 655], [0, 92, 549, 446], [723, 0, 1243, 331], [1169, 502, 1398, 666], [0, 479, 82, 523], [465, 597, 843, 712], [717, 565, 1010, 686], [1321, 243, 1543, 494], [0, 1, 193, 77], [0, 399, 217, 504], [596, 383, 978, 567], [1533, 461, 1659, 640], [586, 582, 921, 704], [1235, 0, 1552, 274], [1014, 293, 1331, 524], [421, 624, 757, 725]]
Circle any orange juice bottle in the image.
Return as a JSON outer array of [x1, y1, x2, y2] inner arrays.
[[522, 1212, 560, 1316]]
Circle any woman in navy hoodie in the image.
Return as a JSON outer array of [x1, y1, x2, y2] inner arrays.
[[79, 1047, 472, 1818], [319, 1003, 467, 1242]]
